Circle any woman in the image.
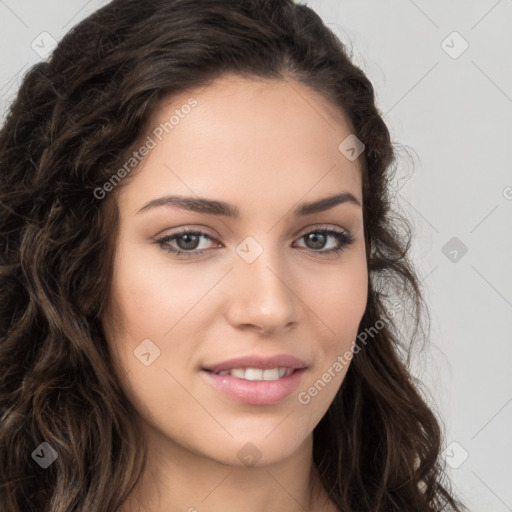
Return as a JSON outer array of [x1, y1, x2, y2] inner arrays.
[[0, 0, 468, 510]]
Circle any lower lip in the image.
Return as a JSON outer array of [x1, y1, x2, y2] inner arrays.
[[201, 368, 307, 405]]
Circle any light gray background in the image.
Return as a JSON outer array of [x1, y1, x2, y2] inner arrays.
[[1, 1, 511, 511]]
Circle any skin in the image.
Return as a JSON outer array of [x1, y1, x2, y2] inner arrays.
[[104, 74, 368, 512]]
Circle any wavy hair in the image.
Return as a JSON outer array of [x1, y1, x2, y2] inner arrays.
[[0, 0, 467, 510]]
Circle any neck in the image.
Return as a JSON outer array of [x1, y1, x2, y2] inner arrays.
[[119, 424, 336, 512]]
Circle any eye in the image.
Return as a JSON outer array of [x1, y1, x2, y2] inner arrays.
[[155, 228, 219, 258], [293, 227, 354, 256], [155, 225, 355, 258]]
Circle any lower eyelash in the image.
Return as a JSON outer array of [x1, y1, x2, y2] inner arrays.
[[156, 228, 354, 257]]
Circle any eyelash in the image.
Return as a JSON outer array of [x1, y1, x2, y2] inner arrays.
[[155, 225, 355, 259]]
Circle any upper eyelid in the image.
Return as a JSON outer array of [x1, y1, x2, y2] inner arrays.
[[159, 223, 350, 239]]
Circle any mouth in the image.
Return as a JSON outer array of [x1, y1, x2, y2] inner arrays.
[[202, 353, 307, 374], [203, 367, 297, 380], [200, 354, 308, 405]]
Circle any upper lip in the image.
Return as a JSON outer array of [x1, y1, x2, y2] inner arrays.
[[202, 354, 308, 372]]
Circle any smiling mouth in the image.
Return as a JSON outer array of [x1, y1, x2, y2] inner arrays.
[[201, 366, 307, 405], [204, 367, 297, 380]]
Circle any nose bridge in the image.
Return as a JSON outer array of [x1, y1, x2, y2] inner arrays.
[[227, 236, 298, 332]]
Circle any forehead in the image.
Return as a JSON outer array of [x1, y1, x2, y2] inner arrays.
[[119, 75, 363, 215]]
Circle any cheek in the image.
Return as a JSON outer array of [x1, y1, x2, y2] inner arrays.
[[307, 257, 368, 348], [108, 245, 211, 340], [103, 250, 202, 421], [104, 242, 229, 395], [294, 260, 367, 423]]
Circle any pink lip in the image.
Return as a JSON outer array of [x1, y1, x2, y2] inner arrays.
[[201, 368, 307, 405], [202, 354, 308, 372]]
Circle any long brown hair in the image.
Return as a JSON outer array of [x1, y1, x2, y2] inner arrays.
[[0, 0, 467, 510]]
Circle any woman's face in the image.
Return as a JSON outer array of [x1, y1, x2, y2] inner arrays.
[[103, 75, 368, 468]]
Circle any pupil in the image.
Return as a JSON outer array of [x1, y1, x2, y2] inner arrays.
[[306, 233, 326, 249], [178, 234, 199, 250]]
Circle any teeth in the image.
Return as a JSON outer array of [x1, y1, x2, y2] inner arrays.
[[245, 368, 262, 381], [263, 368, 280, 380], [215, 367, 294, 380], [230, 368, 246, 379]]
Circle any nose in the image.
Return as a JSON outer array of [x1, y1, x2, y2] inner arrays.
[[225, 245, 300, 336]]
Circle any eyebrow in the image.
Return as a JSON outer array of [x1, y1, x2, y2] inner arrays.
[[136, 192, 361, 217]]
